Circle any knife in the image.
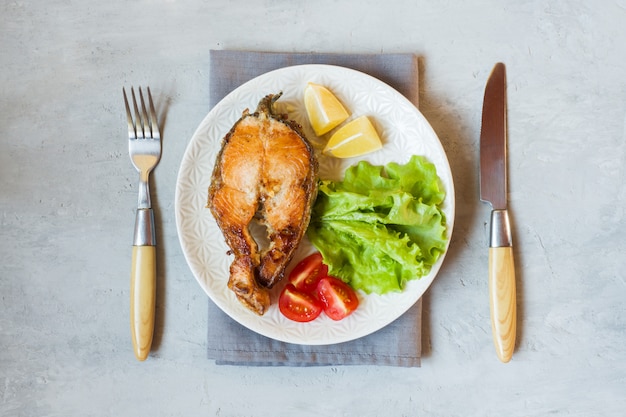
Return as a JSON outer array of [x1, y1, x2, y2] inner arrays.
[[479, 62, 516, 363]]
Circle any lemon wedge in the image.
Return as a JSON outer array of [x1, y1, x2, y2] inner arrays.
[[304, 82, 350, 136], [323, 115, 383, 158]]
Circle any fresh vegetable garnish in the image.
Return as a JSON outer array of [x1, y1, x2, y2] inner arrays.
[[316, 276, 359, 321], [287, 252, 328, 293], [278, 284, 323, 322], [307, 155, 448, 294], [279, 251, 360, 322]]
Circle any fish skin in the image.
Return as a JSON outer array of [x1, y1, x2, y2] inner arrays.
[[208, 93, 318, 315]]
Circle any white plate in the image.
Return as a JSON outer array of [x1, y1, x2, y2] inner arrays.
[[175, 64, 455, 345]]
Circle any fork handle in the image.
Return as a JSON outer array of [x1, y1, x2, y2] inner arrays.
[[131, 245, 156, 361], [130, 208, 156, 361]]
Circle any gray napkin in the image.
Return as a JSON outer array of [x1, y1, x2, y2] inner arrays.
[[206, 50, 421, 366]]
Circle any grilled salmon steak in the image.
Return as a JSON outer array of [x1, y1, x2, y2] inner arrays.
[[208, 93, 318, 315]]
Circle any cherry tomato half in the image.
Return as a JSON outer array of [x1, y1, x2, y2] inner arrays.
[[316, 276, 360, 321], [288, 252, 329, 293], [278, 284, 324, 322]]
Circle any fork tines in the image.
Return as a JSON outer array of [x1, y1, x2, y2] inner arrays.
[[123, 86, 160, 140]]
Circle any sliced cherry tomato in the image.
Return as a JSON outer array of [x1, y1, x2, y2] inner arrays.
[[278, 284, 324, 322], [316, 276, 360, 321], [287, 252, 329, 293]]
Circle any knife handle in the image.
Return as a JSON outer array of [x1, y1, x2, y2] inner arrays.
[[130, 245, 156, 361], [489, 245, 516, 362]]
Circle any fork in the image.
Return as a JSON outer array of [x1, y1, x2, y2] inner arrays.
[[124, 86, 161, 361]]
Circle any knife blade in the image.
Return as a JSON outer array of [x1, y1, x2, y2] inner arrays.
[[479, 62, 516, 363]]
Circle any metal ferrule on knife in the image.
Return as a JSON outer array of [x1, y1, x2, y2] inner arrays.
[[490, 209, 512, 248], [133, 208, 156, 246]]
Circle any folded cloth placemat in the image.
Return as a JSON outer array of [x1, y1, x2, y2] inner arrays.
[[206, 50, 421, 367]]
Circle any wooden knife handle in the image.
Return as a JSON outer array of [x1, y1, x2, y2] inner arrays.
[[489, 246, 516, 363], [130, 245, 156, 361]]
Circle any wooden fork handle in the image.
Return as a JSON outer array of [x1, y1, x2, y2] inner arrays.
[[489, 246, 516, 363], [130, 245, 156, 361], [130, 208, 156, 361]]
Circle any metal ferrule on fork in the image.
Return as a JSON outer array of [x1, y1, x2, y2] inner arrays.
[[133, 208, 156, 246]]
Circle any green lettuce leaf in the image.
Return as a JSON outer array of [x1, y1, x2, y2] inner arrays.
[[307, 155, 448, 294]]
